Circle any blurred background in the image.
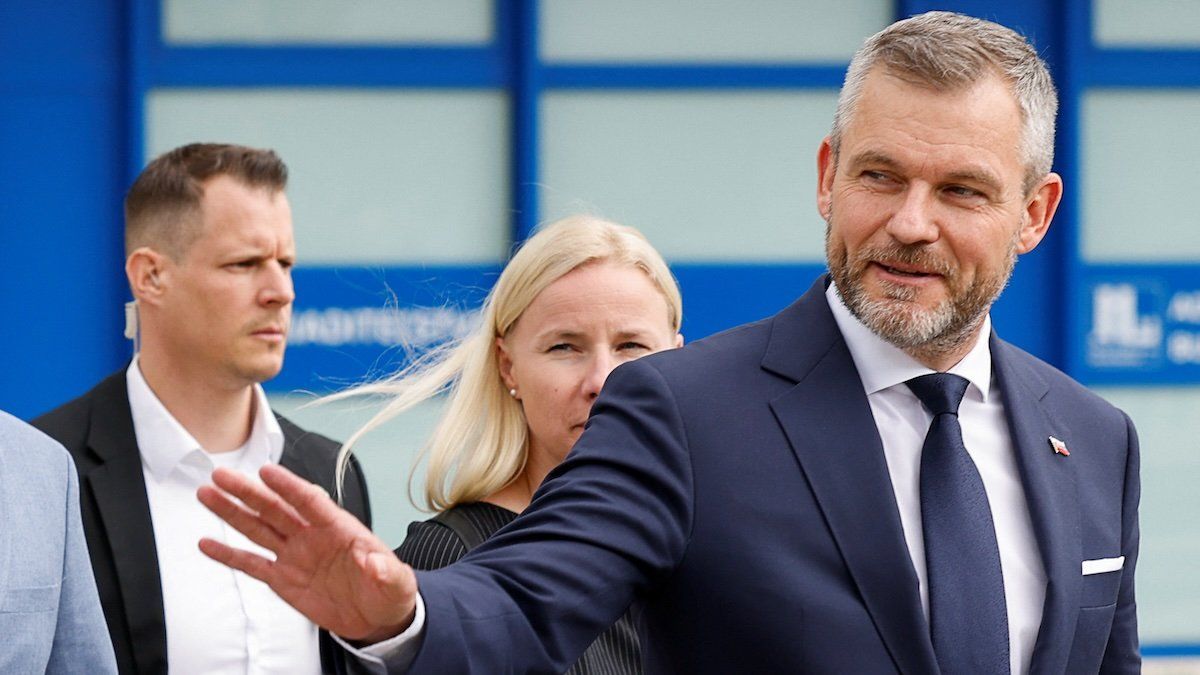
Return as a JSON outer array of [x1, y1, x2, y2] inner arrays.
[[2, 0, 1197, 665]]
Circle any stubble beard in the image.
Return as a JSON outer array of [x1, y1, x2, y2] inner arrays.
[[824, 219, 1018, 361]]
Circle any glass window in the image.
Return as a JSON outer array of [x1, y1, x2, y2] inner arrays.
[[540, 91, 836, 262], [540, 0, 890, 63], [1094, 386, 1200, 644], [1094, 0, 1200, 47], [1081, 90, 1200, 262], [268, 394, 441, 547], [146, 89, 510, 265], [163, 0, 493, 45]]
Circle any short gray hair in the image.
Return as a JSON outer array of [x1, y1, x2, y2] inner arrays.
[[831, 11, 1057, 193]]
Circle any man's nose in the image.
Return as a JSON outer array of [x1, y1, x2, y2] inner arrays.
[[885, 185, 940, 245], [259, 263, 295, 307]]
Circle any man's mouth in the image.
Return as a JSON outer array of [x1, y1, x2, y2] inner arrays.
[[873, 260, 940, 278], [251, 325, 287, 341]]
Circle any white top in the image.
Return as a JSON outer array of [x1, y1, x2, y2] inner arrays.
[[826, 283, 1046, 675], [352, 286, 1049, 674], [127, 358, 322, 675]]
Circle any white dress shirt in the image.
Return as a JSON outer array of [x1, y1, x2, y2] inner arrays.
[[127, 358, 322, 675], [355, 286, 1050, 674], [826, 283, 1046, 675]]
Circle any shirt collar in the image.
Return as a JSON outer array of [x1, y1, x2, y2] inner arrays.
[[127, 356, 284, 481], [825, 282, 993, 402]]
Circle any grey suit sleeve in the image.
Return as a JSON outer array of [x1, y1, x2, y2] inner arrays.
[[47, 454, 117, 675], [1099, 412, 1141, 674]]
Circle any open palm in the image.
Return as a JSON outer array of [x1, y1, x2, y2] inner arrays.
[[198, 464, 417, 642]]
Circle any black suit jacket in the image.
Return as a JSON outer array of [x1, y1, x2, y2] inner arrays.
[[32, 369, 372, 675]]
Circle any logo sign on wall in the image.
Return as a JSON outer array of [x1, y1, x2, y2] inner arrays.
[[271, 266, 499, 393], [1081, 266, 1200, 384]]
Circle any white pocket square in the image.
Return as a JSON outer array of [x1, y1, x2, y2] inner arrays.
[[1081, 556, 1125, 575]]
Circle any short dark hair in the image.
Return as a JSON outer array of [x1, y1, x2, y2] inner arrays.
[[124, 143, 288, 258]]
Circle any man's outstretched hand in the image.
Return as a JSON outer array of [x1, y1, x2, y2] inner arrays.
[[197, 463, 417, 643]]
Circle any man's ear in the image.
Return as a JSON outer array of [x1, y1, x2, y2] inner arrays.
[[126, 247, 169, 305], [816, 136, 837, 221], [1016, 172, 1064, 254]]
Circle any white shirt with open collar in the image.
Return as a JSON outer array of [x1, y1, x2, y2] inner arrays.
[[127, 356, 321, 675]]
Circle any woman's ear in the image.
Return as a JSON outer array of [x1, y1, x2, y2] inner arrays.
[[495, 337, 516, 390]]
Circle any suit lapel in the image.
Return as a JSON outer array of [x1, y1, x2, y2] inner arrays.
[[764, 278, 938, 675], [84, 374, 169, 675], [277, 420, 322, 487], [992, 338, 1079, 675]]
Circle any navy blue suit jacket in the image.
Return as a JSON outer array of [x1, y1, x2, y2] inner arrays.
[[407, 276, 1140, 674]]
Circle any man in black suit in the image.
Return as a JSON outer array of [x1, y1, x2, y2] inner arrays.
[[34, 143, 371, 675]]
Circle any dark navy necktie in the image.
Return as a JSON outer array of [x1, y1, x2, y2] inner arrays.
[[907, 373, 1010, 675]]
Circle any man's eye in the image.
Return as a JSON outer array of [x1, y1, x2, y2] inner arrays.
[[862, 171, 896, 186], [618, 342, 650, 352], [547, 343, 573, 352], [945, 185, 984, 199]]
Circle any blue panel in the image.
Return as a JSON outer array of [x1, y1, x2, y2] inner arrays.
[[1071, 264, 1200, 385], [145, 47, 508, 87], [0, 0, 129, 420], [1143, 644, 1200, 657], [1083, 50, 1200, 87], [274, 266, 500, 393], [672, 265, 827, 342], [511, 0, 541, 241], [544, 65, 849, 89]]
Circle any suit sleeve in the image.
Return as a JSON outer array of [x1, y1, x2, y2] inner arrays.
[[47, 451, 118, 674], [1100, 412, 1141, 674], [401, 358, 695, 674]]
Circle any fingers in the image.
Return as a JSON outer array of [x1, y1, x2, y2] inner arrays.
[[259, 463, 346, 527], [210, 467, 308, 537], [197, 484, 288, 552], [198, 537, 276, 584]]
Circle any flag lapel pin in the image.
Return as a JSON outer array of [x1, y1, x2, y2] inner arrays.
[[1049, 436, 1070, 456]]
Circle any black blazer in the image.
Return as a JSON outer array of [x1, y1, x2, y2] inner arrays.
[[32, 369, 372, 675]]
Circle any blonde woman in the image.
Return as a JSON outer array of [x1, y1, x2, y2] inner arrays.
[[330, 215, 683, 674]]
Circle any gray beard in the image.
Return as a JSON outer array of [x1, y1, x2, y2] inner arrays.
[[825, 223, 1017, 359]]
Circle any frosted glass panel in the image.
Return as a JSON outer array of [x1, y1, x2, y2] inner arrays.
[[146, 89, 509, 264], [1081, 90, 1200, 262], [268, 394, 444, 548], [1095, 0, 1200, 47], [540, 91, 835, 262], [541, 0, 891, 62], [164, 0, 493, 45], [1094, 386, 1200, 643]]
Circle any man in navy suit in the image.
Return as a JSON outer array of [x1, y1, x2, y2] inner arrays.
[[199, 12, 1139, 674]]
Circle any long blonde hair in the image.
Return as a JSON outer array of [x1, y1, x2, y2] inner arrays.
[[329, 215, 683, 510]]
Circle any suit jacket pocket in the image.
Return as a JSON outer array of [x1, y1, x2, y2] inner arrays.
[[1080, 569, 1122, 608], [1066, 602, 1117, 674], [0, 583, 60, 613]]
